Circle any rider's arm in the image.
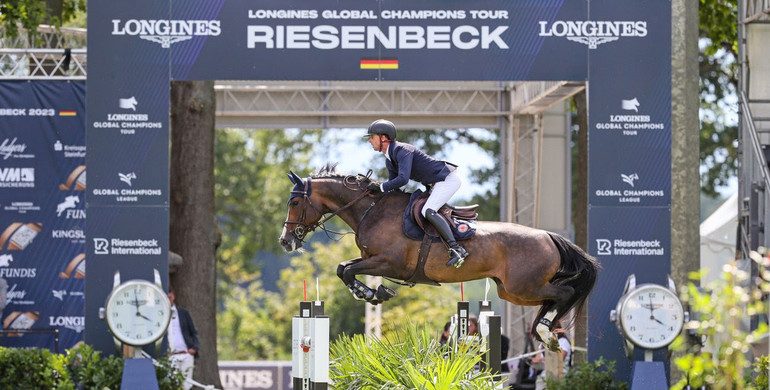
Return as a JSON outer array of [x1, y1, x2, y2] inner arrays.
[[382, 149, 413, 192]]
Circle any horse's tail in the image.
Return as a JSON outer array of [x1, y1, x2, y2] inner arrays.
[[535, 232, 601, 329]]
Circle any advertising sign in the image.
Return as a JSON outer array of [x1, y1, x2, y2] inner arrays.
[[0, 81, 86, 350], [587, 0, 671, 382]]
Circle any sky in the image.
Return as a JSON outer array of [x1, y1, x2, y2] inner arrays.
[[311, 129, 496, 201]]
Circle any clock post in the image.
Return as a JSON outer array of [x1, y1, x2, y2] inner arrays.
[[98, 269, 171, 390], [610, 274, 688, 389]]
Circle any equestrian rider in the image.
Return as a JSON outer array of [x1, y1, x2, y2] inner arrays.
[[364, 119, 469, 268]]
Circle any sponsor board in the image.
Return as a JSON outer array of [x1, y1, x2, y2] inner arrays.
[[218, 361, 292, 390], [93, 237, 162, 256], [3, 201, 41, 214], [91, 96, 163, 136], [91, 172, 163, 203]]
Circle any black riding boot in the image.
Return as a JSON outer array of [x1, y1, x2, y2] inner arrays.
[[425, 209, 469, 268]]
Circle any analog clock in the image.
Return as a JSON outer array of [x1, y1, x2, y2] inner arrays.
[[611, 275, 686, 351], [101, 270, 171, 347]]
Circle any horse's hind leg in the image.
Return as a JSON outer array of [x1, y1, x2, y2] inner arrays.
[[497, 280, 574, 351], [532, 285, 575, 351]]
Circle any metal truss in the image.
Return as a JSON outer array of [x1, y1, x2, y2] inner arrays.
[[0, 25, 87, 79], [739, 0, 770, 256]]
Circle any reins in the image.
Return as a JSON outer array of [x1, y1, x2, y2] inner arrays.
[[284, 173, 379, 244]]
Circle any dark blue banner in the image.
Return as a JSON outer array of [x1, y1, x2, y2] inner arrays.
[[87, 0, 592, 81], [586, 0, 671, 383], [0, 81, 86, 351], [86, 0, 170, 355]]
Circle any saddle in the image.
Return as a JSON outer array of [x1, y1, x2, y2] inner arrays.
[[398, 189, 478, 286], [402, 189, 478, 241]]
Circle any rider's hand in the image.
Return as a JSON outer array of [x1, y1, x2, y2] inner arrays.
[[366, 183, 381, 192]]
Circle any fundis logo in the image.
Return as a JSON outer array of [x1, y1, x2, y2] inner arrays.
[[111, 19, 222, 48], [538, 20, 647, 49]]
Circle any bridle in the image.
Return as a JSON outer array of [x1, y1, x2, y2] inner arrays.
[[283, 174, 377, 244]]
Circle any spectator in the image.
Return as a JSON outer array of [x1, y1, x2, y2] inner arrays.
[[167, 287, 199, 390]]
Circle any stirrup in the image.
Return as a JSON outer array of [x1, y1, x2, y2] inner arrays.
[[446, 247, 468, 268]]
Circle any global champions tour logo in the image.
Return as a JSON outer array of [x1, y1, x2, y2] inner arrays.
[[538, 20, 647, 49], [111, 19, 221, 48]]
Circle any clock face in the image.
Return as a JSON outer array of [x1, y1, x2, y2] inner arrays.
[[619, 284, 684, 349], [105, 280, 170, 346]]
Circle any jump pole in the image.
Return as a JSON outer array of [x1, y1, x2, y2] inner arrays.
[[451, 280, 502, 384], [292, 279, 329, 390]]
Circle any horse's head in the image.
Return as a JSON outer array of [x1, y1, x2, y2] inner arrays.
[[279, 170, 325, 252]]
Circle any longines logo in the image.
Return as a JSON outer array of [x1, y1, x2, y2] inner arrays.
[[111, 19, 222, 48], [538, 20, 647, 49], [49, 316, 85, 333]]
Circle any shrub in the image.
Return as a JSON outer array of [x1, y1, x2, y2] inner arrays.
[[670, 252, 769, 389], [330, 321, 504, 389], [0, 346, 72, 389], [544, 357, 628, 390], [0, 344, 184, 390]]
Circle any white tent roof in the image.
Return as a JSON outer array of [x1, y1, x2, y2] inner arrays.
[[699, 192, 738, 286]]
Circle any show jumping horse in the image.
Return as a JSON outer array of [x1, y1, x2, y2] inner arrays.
[[279, 163, 600, 350]]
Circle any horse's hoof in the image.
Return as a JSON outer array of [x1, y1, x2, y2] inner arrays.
[[375, 285, 396, 301], [545, 336, 561, 352]]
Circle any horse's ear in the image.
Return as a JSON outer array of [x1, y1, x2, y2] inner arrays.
[[288, 170, 302, 185]]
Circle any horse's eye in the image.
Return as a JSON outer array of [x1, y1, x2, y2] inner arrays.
[[291, 200, 299, 207]]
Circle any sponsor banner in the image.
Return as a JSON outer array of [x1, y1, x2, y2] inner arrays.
[[0, 81, 86, 350], [88, 0, 591, 81], [587, 206, 672, 379], [586, 0, 671, 383], [84, 206, 169, 355], [218, 361, 292, 390], [587, 0, 671, 208], [87, 0, 170, 356], [86, 89, 169, 207]]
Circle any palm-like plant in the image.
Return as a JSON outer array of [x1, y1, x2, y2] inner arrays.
[[330, 321, 504, 390]]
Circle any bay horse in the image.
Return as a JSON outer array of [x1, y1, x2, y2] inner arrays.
[[279, 163, 599, 350]]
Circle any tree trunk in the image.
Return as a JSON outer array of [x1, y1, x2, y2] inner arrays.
[[169, 80, 222, 388], [572, 90, 589, 363]]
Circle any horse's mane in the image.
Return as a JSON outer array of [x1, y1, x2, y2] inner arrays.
[[311, 162, 344, 179], [311, 162, 376, 184]]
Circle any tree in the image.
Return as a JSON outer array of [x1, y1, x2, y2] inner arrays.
[[0, 0, 84, 38], [169, 80, 222, 388], [698, 0, 738, 197]]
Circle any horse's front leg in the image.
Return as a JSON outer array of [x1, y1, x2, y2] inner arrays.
[[336, 257, 396, 305], [337, 258, 376, 301]]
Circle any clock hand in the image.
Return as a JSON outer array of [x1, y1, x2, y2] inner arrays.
[[649, 314, 666, 326], [136, 311, 153, 322]]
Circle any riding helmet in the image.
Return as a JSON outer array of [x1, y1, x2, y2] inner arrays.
[[364, 119, 397, 140]]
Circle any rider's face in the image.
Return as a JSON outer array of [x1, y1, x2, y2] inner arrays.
[[368, 134, 383, 151]]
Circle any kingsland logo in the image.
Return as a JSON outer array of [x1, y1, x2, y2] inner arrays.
[[111, 19, 222, 48], [538, 20, 647, 49]]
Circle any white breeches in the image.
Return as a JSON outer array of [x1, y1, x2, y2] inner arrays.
[[421, 170, 461, 216]]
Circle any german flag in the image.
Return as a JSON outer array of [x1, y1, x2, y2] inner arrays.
[[360, 57, 398, 70], [59, 110, 77, 116]]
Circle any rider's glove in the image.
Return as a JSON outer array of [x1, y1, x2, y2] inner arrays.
[[366, 183, 381, 193]]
